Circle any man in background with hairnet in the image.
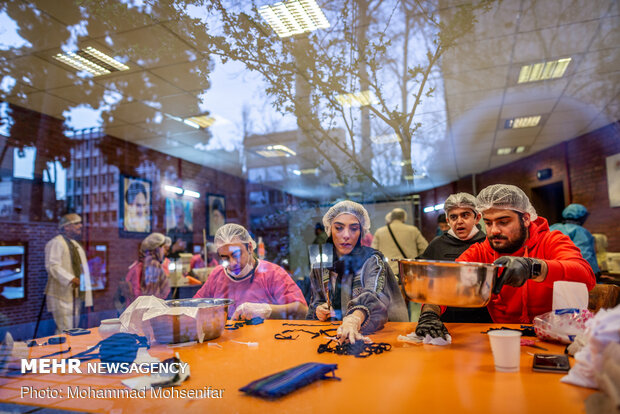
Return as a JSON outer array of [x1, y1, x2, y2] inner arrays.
[[194, 223, 307, 320], [44, 213, 93, 333], [550, 204, 600, 278], [372, 208, 428, 277], [417, 193, 490, 328], [416, 184, 595, 339]]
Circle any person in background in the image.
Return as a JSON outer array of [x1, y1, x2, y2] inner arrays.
[[416, 185, 596, 339], [189, 243, 220, 270], [167, 199, 193, 259], [550, 204, 601, 278], [210, 198, 226, 237], [436, 213, 450, 236], [418, 193, 490, 322], [44, 213, 93, 333], [125, 232, 171, 304], [194, 224, 307, 320], [308, 201, 408, 344], [371, 208, 428, 276], [312, 222, 328, 245], [162, 236, 172, 277]]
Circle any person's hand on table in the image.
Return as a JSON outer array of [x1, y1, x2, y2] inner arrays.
[[315, 303, 332, 321], [336, 313, 369, 344], [492, 256, 542, 294], [415, 310, 449, 339], [232, 303, 272, 320]]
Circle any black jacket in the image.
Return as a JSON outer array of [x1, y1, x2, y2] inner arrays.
[[418, 227, 486, 261]]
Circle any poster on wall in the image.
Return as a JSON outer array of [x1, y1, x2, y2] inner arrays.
[[607, 153, 620, 208], [207, 194, 226, 238], [0, 241, 27, 302], [165, 198, 194, 234], [119, 175, 152, 237], [85, 242, 108, 291]]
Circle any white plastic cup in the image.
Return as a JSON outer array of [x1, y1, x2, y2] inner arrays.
[[488, 330, 522, 372]]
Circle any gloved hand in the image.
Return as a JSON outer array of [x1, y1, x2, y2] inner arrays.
[[415, 310, 449, 339], [232, 303, 272, 320], [315, 303, 331, 321], [492, 256, 538, 294], [336, 313, 369, 344]]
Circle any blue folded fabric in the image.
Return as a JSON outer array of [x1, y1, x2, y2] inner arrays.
[[239, 362, 340, 398]]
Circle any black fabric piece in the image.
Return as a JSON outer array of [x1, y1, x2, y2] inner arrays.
[[317, 339, 392, 358], [387, 223, 407, 258], [418, 226, 486, 261], [69, 333, 149, 364], [282, 322, 340, 327], [225, 317, 265, 330], [482, 326, 536, 337]]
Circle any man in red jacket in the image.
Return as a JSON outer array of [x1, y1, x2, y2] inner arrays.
[[415, 184, 596, 339]]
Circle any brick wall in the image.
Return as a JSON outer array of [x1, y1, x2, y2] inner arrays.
[[418, 122, 620, 251], [0, 103, 248, 332]]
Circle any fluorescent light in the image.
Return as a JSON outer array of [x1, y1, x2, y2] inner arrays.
[[185, 115, 216, 128], [183, 119, 200, 129], [423, 206, 435, 213], [346, 192, 362, 197], [330, 182, 344, 187], [518, 58, 571, 83], [496, 147, 513, 155], [515, 146, 526, 154], [371, 133, 401, 144], [53, 47, 129, 77], [184, 190, 200, 198], [505, 115, 541, 129], [403, 173, 427, 180], [256, 144, 297, 158], [164, 185, 183, 195], [392, 159, 412, 167], [259, 0, 329, 38], [336, 90, 378, 108], [292, 169, 302, 176], [292, 168, 318, 176], [434, 203, 444, 210]]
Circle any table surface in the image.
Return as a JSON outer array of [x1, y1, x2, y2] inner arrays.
[[0, 321, 595, 414]]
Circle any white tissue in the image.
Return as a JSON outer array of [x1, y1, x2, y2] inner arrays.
[[119, 296, 169, 341], [397, 332, 452, 346], [552, 281, 588, 311], [561, 305, 620, 389]]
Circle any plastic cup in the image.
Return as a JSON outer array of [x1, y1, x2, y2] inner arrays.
[[488, 330, 522, 372]]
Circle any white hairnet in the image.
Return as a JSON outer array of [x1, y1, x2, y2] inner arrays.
[[444, 193, 478, 215], [476, 184, 538, 221], [322, 200, 371, 237], [214, 223, 257, 251], [141, 232, 166, 252]]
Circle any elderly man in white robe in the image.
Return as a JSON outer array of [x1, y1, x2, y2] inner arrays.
[[44, 213, 93, 333]]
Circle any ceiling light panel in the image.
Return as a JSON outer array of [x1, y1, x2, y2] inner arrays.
[[517, 58, 571, 84], [504, 115, 541, 129], [259, 0, 329, 38], [53, 47, 129, 77], [256, 144, 297, 158], [336, 90, 378, 108]]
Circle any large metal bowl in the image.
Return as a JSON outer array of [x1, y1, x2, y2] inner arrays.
[[149, 298, 233, 344], [399, 259, 501, 307]]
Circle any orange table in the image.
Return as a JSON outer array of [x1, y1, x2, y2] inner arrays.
[[0, 321, 595, 413]]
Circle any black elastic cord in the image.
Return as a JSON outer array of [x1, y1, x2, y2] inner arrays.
[[225, 317, 265, 330], [317, 339, 392, 358]]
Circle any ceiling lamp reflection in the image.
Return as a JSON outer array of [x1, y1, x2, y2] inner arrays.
[[292, 168, 318, 175], [185, 115, 216, 129], [259, 0, 329, 38], [403, 173, 427, 180], [336, 90, 378, 108], [517, 58, 571, 84], [371, 133, 401, 144], [504, 115, 541, 129], [256, 144, 297, 158], [53, 47, 129, 77], [330, 182, 344, 187]]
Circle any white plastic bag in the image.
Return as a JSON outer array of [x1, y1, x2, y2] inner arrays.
[[533, 308, 593, 344]]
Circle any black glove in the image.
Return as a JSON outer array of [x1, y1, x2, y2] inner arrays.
[[415, 311, 449, 339], [492, 256, 539, 294]]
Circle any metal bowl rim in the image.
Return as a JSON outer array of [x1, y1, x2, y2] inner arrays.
[[396, 259, 502, 269], [164, 298, 234, 308]]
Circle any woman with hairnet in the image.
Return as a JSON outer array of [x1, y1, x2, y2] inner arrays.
[[193, 224, 307, 320], [308, 201, 408, 344], [124, 232, 171, 304]]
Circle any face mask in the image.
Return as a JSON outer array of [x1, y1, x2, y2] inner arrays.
[[229, 262, 253, 278]]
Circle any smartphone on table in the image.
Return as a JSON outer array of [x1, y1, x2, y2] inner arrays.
[[532, 353, 571, 373]]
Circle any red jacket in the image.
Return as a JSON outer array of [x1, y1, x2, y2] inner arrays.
[[457, 217, 595, 323]]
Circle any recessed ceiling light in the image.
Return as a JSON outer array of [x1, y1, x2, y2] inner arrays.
[[330, 182, 344, 187], [504, 115, 541, 129], [185, 114, 216, 128], [403, 173, 427, 180], [259, 0, 329, 38], [434, 203, 444, 210], [256, 144, 297, 157], [496, 147, 513, 155], [346, 192, 362, 197], [336, 90, 378, 108], [423, 206, 435, 213], [515, 146, 526, 154], [53, 47, 128, 77], [517, 58, 571, 83]]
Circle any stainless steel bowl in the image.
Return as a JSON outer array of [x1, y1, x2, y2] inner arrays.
[[149, 298, 233, 344], [399, 259, 501, 307]]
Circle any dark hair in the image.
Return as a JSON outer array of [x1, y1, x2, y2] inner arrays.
[[212, 198, 225, 215], [437, 213, 447, 223], [315, 222, 325, 231], [126, 181, 147, 204]]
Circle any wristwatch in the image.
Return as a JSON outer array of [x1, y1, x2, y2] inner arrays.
[[531, 259, 543, 278]]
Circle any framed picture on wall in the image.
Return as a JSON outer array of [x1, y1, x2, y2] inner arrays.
[[207, 194, 226, 238], [119, 175, 152, 238], [165, 198, 194, 234], [0, 241, 27, 303], [85, 242, 108, 291]]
